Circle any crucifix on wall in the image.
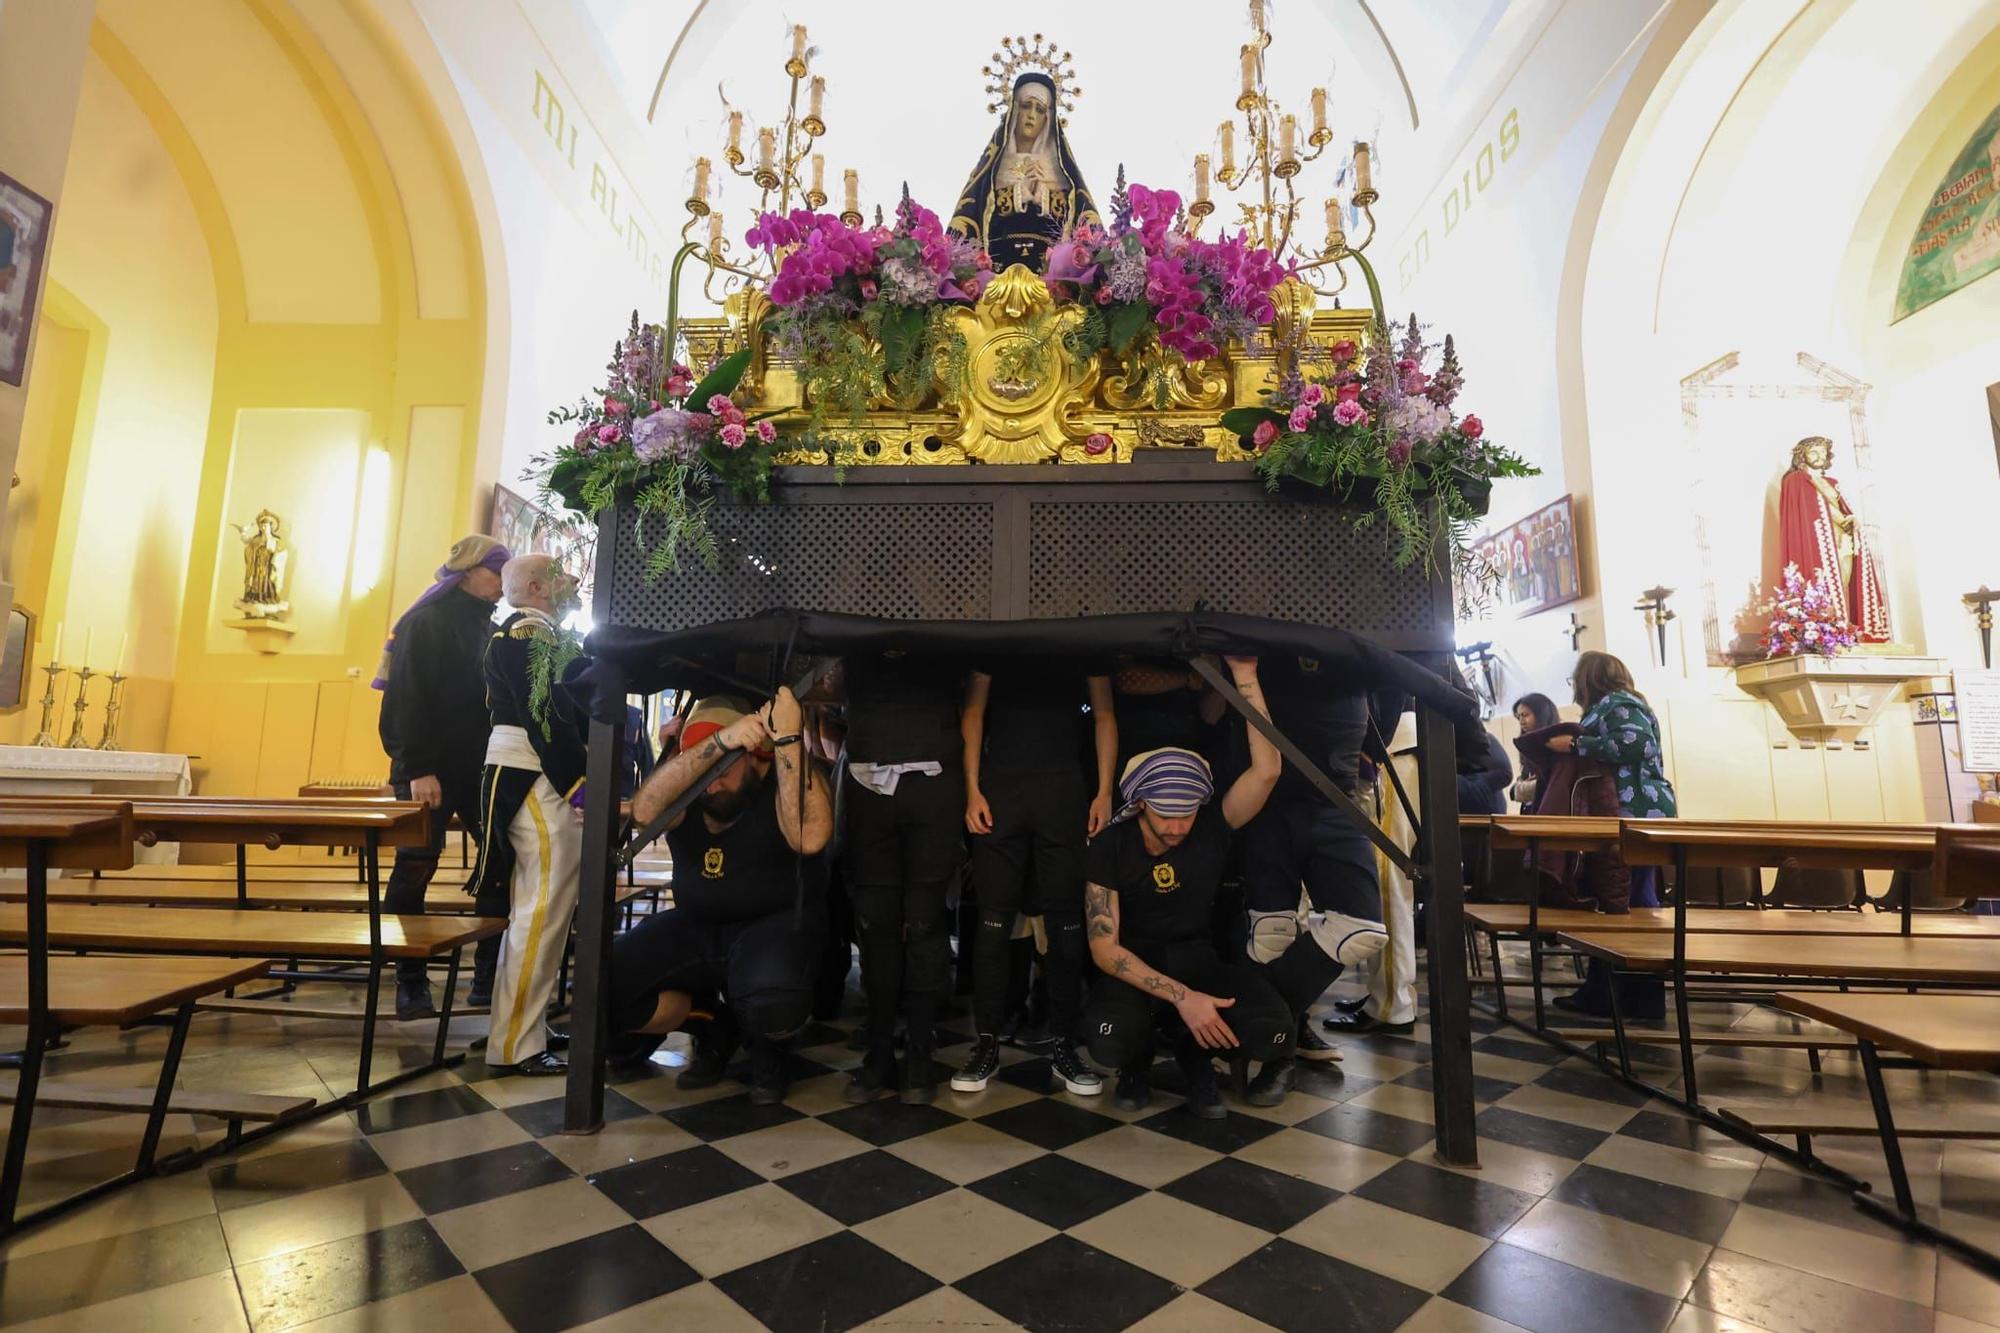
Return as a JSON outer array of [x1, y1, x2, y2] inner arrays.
[[1564, 612, 1587, 651]]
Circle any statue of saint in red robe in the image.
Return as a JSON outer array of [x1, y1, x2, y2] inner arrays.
[[1778, 435, 1890, 642]]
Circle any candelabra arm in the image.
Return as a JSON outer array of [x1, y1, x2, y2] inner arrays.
[[662, 241, 702, 369], [1344, 247, 1387, 329]]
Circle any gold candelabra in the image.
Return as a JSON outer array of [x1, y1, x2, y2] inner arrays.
[[1185, 0, 1382, 310], [64, 665, 94, 749], [30, 660, 63, 747], [97, 669, 127, 751], [688, 23, 849, 304]]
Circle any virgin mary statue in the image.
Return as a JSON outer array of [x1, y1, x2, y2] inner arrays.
[[951, 71, 1098, 272]]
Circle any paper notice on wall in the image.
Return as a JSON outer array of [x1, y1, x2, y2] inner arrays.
[[1955, 671, 2000, 772]]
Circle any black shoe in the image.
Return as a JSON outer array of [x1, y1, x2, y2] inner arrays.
[[845, 1026, 872, 1052], [1114, 1066, 1152, 1112], [1295, 1018, 1343, 1063], [950, 1035, 1001, 1093], [676, 1011, 739, 1091], [748, 1045, 788, 1106], [606, 1031, 665, 1076], [900, 1054, 937, 1106], [1321, 1010, 1415, 1036], [507, 1050, 567, 1076], [845, 1050, 898, 1103], [1551, 991, 1608, 1018], [395, 978, 436, 1022], [1245, 1059, 1297, 1107], [544, 1026, 572, 1051], [1048, 1044, 1104, 1097], [1333, 994, 1369, 1016], [1182, 1057, 1227, 1120]]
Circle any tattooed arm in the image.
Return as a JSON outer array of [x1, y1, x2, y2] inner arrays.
[[630, 709, 771, 830], [1084, 882, 1239, 1049]]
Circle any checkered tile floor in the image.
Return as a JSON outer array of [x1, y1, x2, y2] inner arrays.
[[6, 957, 2000, 1331]]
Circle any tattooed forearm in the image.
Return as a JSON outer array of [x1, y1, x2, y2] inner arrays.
[[1141, 975, 1187, 1002], [1084, 883, 1115, 938], [1112, 956, 1131, 975]]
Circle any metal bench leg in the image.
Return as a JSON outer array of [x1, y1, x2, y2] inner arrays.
[[136, 1003, 195, 1172], [1603, 958, 1636, 1082], [1858, 1038, 1916, 1217], [1527, 838, 1546, 1031], [1486, 930, 1508, 1021], [357, 831, 384, 1094], [0, 841, 53, 1235], [432, 946, 463, 1068]]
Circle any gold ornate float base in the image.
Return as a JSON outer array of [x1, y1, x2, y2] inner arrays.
[[682, 267, 1371, 467]]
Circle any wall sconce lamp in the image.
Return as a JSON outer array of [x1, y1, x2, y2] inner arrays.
[[1635, 586, 1675, 668]]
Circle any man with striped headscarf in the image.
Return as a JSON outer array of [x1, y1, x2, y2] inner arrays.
[[1079, 657, 1302, 1117]]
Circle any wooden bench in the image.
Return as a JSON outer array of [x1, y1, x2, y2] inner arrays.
[[1466, 904, 2000, 938]]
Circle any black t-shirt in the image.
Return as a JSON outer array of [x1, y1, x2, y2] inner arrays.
[[842, 653, 962, 765], [978, 656, 1109, 778], [1260, 656, 1369, 805], [1086, 805, 1231, 947], [666, 778, 827, 922]]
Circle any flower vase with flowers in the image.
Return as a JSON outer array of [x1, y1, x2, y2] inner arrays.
[[747, 192, 994, 427], [1758, 563, 1860, 659], [1220, 315, 1536, 575], [1042, 181, 1288, 404], [534, 312, 782, 580]]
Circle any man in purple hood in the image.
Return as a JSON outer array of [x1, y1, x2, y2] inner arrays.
[[375, 534, 510, 1018]]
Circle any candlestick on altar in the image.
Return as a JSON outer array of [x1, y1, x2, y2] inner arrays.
[[64, 664, 95, 749], [97, 669, 127, 752], [30, 659, 63, 747]]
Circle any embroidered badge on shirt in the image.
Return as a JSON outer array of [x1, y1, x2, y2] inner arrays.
[[1152, 862, 1179, 892], [702, 848, 724, 879]]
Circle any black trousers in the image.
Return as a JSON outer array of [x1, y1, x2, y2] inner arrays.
[[844, 771, 963, 1062], [609, 906, 821, 1045], [1243, 799, 1381, 918], [387, 768, 486, 982], [969, 767, 1088, 1040], [1083, 939, 1295, 1071]]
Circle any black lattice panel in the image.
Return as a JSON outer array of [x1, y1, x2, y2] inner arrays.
[[1025, 497, 1433, 637], [608, 499, 995, 629]]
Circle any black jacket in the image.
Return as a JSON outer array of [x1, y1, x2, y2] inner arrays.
[[378, 588, 497, 783], [484, 610, 591, 796], [1457, 732, 1513, 816]]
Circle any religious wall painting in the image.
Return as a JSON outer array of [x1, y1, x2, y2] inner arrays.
[[1895, 101, 2000, 323], [491, 484, 595, 599], [0, 171, 54, 387], [1467, 495, 1582, 618]]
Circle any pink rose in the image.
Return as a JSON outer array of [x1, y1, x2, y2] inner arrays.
[[1083, 432, 1113, 456], [1460, 414, 1484, 440], [1331, 339, 1357, 363], [1336, 382, 1362, 404], [1288, 404, 1315, 433], [860, 279, 879, 300], [669, 362, 692, 380], [596, 424, 624, 444], [707, 394, 735, 416], [754, 419, 777, 443], [1251, 420, 1279, 448], [976, 250, 993, 269], [962, 276, 984, 300], [1396, 357, 1419, 373], [720, 422, 747, 449], [1300, 384, 1325, 407], [1095, 286, 1114, 306], [665, 375, 693, 399], [604, 397, 629, 415], [1387, 437, 1412, 468], [649, 401, 661, 412], [1332, 400, 1366, 427], [573, 425, 594, 450]]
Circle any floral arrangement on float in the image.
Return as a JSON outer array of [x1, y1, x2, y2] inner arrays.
[[745, 192, 994, 425], [1040, 180, 1289, 402], [1757, 563, 1858, 659], [535, 313, 780, 578], [1219, 315, 1536, 574]]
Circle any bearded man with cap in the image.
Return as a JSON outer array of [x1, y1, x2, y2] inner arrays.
[[374, 533, 510, 1020], [472, 554, 588, 1075], [1082, 656, 1374, 1117], [611, 690, 833, 1103]]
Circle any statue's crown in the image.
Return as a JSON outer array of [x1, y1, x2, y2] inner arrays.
[[982, 34, 1080, 122]]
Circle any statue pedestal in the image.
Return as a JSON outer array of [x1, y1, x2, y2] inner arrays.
[[1734, 653, 1945, 745], [225, 618, 296, 656]]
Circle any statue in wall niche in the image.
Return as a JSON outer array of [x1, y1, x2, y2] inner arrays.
[[1777, 435, 1890, 642], [229, 509, 291, 621], [951, 41, 1099, 272]]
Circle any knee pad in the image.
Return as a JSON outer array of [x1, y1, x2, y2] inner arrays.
[[1306, 910, 1389, 966], [1247, 910, 1302, 964]]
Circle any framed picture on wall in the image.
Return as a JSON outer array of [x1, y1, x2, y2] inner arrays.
[[0, 172, 55, 388], [1469, 495, 1585, 618], [490, 484, 595, 599]]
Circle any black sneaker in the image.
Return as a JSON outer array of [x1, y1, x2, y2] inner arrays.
[[1245, 1059, 1297, 1107], [1048, 1044, 1103, 1096], [900, 1054, 937, 1106], [1296, 1017, 1343, 1063], [1321, 1010, 1415, 1036], [675, 1011, 739, 1091], [950, 1035, 1001, 1093], [1333, 994, 1369, 1016], [747, 1044, 788, 1107], [844, 1050, 898, 1103], [606, 1031, 665, 1076], [506, 1050, 567, 1077], [395, 978, 436, 1022], [1114, 1065, 1151, 1112], [1181, 1055, 1227, 1120]]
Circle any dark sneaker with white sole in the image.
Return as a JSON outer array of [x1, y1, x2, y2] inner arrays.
[[950, 1035, 1002, 1093]]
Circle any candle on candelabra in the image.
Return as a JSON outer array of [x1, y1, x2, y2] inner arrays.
[[708, 211, 725, 253], [117, 632, 128, 673], [843, 168, 858, 215], [809, 76, 825, 122], [82, 627, 93, 670], [757, 127, 776, 175], [812, 154, 826, 196], [1279, 114, 1297, 164], [1353, 140, 1373, 194], [50, 620, 63, 664], [1193, 154, 1211, 203], [1219, 122, 1235, 176], [1325, 196, 1345, 247], [1251, 0, 1265, 32], [1311, 87, 1328, 136], [727, 111, 744, 155], [791, 24, 808, 62], [1240, 46, 1256, 97], [693, 156, 711, 203]]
